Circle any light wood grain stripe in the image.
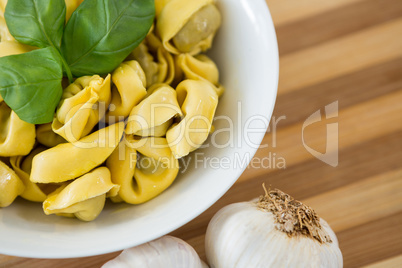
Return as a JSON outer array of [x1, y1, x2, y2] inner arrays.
[[273, 57, 402, 128], [239, 90, 402, 181], [276, 0, 402, 55], [363, 255, 402, 268], [279, 18, 402, 95], [266, 0, 365, 26], [304, 169, 402, 232]]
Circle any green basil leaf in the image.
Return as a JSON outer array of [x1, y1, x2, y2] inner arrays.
[[5, 0, 66, 49], [0, 47, 63, 124], [61, 0, 155, 76]]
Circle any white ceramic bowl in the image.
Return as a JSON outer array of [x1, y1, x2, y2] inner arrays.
[[0, 0, 278, 258]]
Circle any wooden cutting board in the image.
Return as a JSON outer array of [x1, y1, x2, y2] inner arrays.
[[1, 0, 402, 267]]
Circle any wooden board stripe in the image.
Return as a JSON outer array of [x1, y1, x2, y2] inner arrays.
[[279, 18, 402, 95], [337, 212, 402, 267], [239, 90, 402, 181], [304, 168, 402, 232], [274, 57, 402, 128], [267, 0, 365, 26], [276, 0, 402, 55], [363, 255, 402, 268], [172, 130, 402, 241]]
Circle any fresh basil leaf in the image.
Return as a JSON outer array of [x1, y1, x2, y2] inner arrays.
[[5, 0, 66, 49], [0, 47, 63, 124], [61, 0, 155, 76]]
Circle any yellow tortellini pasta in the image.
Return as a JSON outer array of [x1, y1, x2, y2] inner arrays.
[[0, 102, 36, 156], [156, 0, 221, 55], [106, 61, 147, 122], [0, 0, 14, 42], [126, 84, 182, 137], [0, 1, 224, 221], [36, 123, 67, 148], [166, 80, 218, 158], [43, 167, 119, 221], [10, 146, 54, 202], [175, 53, 224, 96], [0, 159, 24, 207], [129, 33, 175, 87], [0, 40, 35, 57], [31, 121, 124, 184], [64, 0, 84, 22], [52, 74, 111, 143], [106, 136, 179, 204], [154, 0, 170, 17]]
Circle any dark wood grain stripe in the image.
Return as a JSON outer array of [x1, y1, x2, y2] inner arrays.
[[338, 212, 402, 267], [273, 57, 402, 128], [276, 0, 402, 55]]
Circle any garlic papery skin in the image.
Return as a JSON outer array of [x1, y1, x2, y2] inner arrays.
[[102, 235, 208, 268], [205, 189, 343, 268]]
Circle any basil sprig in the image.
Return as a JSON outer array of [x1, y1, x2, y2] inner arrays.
[[0, 0, 155, 124]]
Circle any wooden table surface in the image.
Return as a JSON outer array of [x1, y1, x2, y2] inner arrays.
[[2, 0, 402, 267]]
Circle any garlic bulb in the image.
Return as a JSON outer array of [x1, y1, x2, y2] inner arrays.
[[102, 235, 208, 268], [205, 188, 343, 268]]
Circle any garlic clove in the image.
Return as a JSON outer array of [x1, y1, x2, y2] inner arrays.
[[102, 235, 207, 268], [205, 188, 343, 268]]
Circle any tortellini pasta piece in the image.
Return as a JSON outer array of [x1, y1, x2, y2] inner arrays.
[[175, 53, 224, 96], [10, 146, 52, 202], [157, 0, 221, 55], [129, 33, 175, 87], [166, 80, 218, 158], [0, 102, 36, 157], [106, 136, 179, 204], [43, 167, 119, 221], [0, 0, 14, 42], [154, 0, 170, 17], [0, 40, 35, 57], [106, 61, 147, 122], [64, 0, 84, 22], [31, 121, 125, 184], [0, 160, 24, 207], [126, 84, 182, 137], [36, 123, 66, 148], [52, 74, 111, 143]]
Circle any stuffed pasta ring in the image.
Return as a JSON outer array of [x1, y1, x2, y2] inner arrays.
[[106, 61, 147, 122], [43, 167, 119, 221], [175, 53, 224, 96], [0, 159, 24, 207], [129, 30, 175, 87], [0, 102, 36, 157], [31, 122, 125, 184], [166, 79, 218, 158], [126, 84, 182, 137], [106, 135, 179, 204], [52, 74, 111, 143], [10, 147, 49, 202], [156, 0, 221, 55]]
